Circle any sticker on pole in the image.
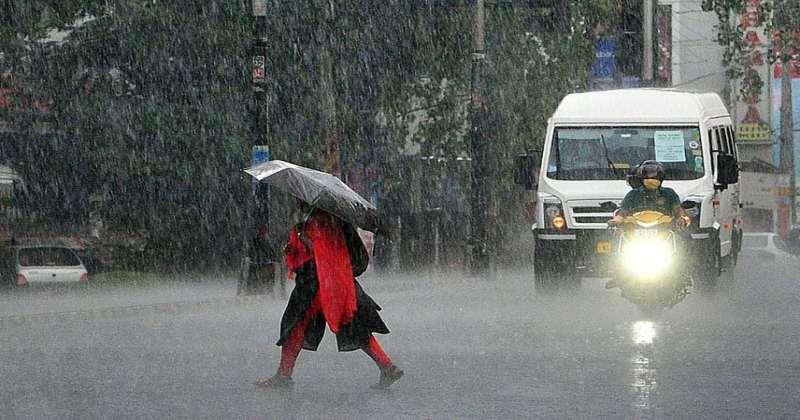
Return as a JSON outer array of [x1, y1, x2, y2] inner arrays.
[[252, 55, 267, 85], [252, 0, 267, 16], [251, 145, 270, 166], [653, 131, 686, 162]]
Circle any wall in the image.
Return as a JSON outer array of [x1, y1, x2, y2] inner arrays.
[[661, 0, 727, 93]]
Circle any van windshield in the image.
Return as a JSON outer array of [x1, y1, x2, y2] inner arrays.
[[547, 126, 704, 181]]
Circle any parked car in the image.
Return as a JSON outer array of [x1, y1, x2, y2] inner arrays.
[[9, 245, 89, 286]]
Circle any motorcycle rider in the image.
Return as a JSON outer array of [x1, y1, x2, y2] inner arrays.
[[608, 160, 691, 227], [606, 160, 690, 289]]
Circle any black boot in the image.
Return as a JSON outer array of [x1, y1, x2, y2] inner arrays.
[[371, 365, 404, 389], [255, 373, 294, 389]]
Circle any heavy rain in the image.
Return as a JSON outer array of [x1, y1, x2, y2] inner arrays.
[[1, 1, 800, 418]]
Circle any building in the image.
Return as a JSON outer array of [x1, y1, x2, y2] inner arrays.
[[667, 0, 787, 232], [587, 1, 785, 232]]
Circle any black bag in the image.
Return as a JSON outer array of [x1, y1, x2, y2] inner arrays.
[[343, 223, 370, 277]]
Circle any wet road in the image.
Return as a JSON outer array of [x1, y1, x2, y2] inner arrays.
[[1, 252, 799, 419]]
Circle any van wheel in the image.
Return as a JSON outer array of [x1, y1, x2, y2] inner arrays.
[[534, 247, 578, 293], [720, 252, 736, 285], [730, 231, 741, 267], [694, 241, 721, 292], [534, 265, 554, 292]]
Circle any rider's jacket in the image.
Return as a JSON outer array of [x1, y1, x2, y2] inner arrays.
[[619, 186, 681, 216]]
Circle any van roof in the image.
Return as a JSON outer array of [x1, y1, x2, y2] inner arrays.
[[552, 88, 729, 124]]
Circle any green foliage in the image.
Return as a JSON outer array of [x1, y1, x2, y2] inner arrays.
[[0, 0, 104, 43], [701, 0, 770, 82], [701, 0, 800, 102], [4, 1, 251, 269], [2, 0, 606, 270]]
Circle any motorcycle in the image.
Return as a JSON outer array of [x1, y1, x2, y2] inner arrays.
[[608, 210, 692, 313]]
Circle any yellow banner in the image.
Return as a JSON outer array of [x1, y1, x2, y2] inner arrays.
[[737, 123, 771, 142]]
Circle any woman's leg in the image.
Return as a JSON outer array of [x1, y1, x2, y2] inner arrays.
[[277, 300, 321, 377], [362, 335, 393, 370], [363, 335, 404, 389], [257, 298, 322, 388]]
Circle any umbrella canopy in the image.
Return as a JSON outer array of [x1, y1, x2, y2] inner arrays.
[[244, 160, 381, 233]]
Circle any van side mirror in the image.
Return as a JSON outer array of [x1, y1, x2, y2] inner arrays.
[[715, 153, 739, 189], [514, 152, 541, 190]]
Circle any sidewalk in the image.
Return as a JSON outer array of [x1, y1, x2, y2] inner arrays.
[[0, 268, 526, 326], [0, 275, 247, 323]]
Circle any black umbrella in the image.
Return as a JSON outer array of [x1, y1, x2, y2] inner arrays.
[[244, 160, 381, 233]]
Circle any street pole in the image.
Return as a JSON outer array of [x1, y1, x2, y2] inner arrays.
[[315, 0, 338, 175], [469, 0, 491, 276], [777, 0, 795, 226], [642, 0, 654, 86], [780, 61, 795, 224], [239, 0, 270, 295]]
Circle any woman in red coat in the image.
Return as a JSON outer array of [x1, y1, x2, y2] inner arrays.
[[255, 204, 403, 389]]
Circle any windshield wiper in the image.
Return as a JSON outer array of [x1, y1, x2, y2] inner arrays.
[[599, 134, 624, 179]]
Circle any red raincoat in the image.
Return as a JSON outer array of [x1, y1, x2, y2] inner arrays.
[[284, 212, 357, 334]]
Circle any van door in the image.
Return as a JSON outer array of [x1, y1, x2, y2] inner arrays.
[[727, 125, 742, 250], [710, 121, 734, 256]]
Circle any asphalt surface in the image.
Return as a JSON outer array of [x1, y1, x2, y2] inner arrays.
[[1, 252, 799, 419]]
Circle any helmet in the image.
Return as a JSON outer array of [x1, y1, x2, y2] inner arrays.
[[637, 160, 666, 181], [626, 164, 643, 188]]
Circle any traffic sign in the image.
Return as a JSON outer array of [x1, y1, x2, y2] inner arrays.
[[251, 145, 270, 166]]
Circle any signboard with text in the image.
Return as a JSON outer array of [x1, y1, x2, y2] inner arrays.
[[736, 4, 772, 143]]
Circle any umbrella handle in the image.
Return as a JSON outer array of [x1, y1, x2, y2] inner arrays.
[[290, 203, 316, 230]]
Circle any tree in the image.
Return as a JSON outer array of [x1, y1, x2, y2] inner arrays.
[[1, 0, 612, 272]]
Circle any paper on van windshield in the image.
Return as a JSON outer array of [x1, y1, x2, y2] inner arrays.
[[654, 131, 686, 162]]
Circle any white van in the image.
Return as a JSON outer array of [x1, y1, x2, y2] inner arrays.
[[515, 89, 741, 290]]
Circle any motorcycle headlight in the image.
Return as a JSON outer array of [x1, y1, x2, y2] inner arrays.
[[622, 238, 674, 277]]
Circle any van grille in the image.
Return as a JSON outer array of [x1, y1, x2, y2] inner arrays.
[[572, 206, 606, 214], [574, 216, 611, 224], [566, 199, 620, 227]]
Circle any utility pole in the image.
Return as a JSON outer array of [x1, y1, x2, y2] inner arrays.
[[251, 0, 269, 151], [469, 0, 492, 277], [642, 0, 655, 85], [239, 0, 271, 295], [315, 0, 338, 175], [777, 0, 795, 225]]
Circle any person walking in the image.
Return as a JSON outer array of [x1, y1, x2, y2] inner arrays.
[[255, 203, 403, 389], [245, 225, 277, 295]]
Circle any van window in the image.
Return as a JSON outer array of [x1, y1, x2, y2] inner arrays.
[[714, 127, 727, 153], [547, 126, 704, 180], [726, 126, 738, 159], [719, 127, 729, 153]]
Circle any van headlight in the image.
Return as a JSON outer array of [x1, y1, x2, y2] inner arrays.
[[543, 201, 566, 231]]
